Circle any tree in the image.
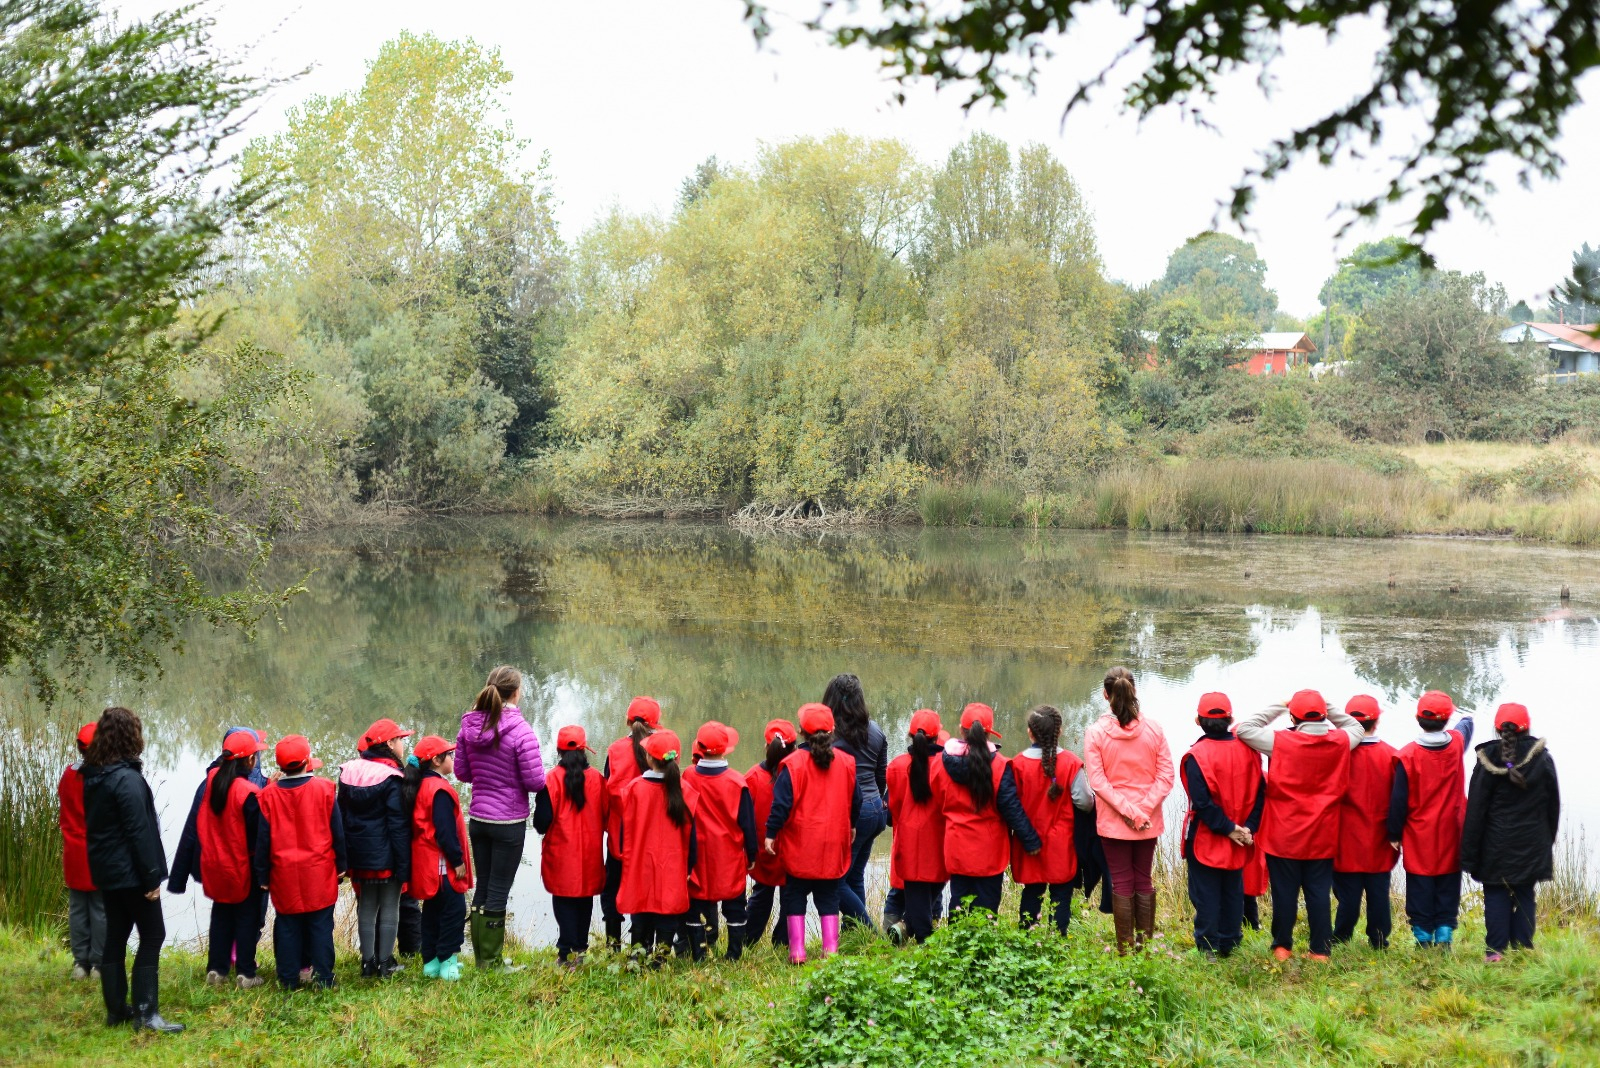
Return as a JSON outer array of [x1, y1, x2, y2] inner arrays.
[[1553, 242, 1600, 324], [1152, 298, 1258, 383], [677, 155, 727, 212], [750, 0, 1600, 248], [1157, 232, 1277, 325], [1318, 237, 1425, 313]]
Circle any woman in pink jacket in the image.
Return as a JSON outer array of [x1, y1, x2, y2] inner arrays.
[[1084, 667, 1174, 953]]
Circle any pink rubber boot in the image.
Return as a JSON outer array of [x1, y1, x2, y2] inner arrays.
[[820, 914, 840, 957], [787, 916, 808, 965]]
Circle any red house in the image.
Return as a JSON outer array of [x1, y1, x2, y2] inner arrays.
[[1238, 332, 1316, 375]]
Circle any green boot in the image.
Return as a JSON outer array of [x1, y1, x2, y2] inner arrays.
[[468, 908, 491, 967], [480, 910, 524, 971]]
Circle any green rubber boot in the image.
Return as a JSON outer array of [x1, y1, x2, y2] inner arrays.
[[468, 908, 491, 967], [480, 910, 524, 971]]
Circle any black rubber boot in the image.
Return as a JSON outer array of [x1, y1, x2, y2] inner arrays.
[[131, 966, 183, 1034], [377, 956, 405, 978], [100, 964, 132, 1027], [360, 958, 379, 979], [687, 921, 708, 963], [724, 926, 744, 963], [605, 918, 623, 953]]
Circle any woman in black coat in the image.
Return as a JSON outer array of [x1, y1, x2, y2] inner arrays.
[[1459, 703, 1561, 963], [81, 707, 181, 1034]]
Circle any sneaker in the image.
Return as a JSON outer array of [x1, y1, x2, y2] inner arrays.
[[236, 975, 265, 989], [359, 959, 379, 979], [1412, 924, 1434, 947], [298, 967, 314, 985], [886, 922, 908, 947], [1433, 925, 1455, 948], [1303, 953, 1331, 962], [70, 964, 91, 981], [422, 958, 441, 979], [1272, 947, 1293, 962], [205, 970, 227, 987], [90, 966, 100, 980], [378, 957, 406, 978], [437, 955, 462, 982], [1485, 951, 1504, 963]]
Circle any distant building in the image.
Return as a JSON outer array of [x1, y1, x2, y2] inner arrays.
[[1501, 322, 1600, 382], [1237, 332, 1316, 376]]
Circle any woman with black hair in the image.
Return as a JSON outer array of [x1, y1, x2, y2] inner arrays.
[[822, 673, 889, 928], [938, 703, 1041, 915], [534, 725, 610, 965]]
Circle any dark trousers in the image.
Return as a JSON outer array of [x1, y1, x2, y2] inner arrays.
[[273, 905, 335, 989], [948, 873, 1003, 915], [100, 888, 165, 1018], [419, 885, 467, 962], [1242, 896, 1260, 930], [1020, 882, 1074, 936], [1483, 882, 1537, 953], [601, 855, 623, 926], [1332, 870, 1392, 948], [1187, 861, 1245, 955], [902, 881, 945, 942], [745, 881, 790, 946], [551, 895, 594, 959], [397, 895, 422, 956], [687, 894, 748, 954], [883, 885, 904, 927], [839, 797, 887, 926], [1102, 838, 1157, 896], [629, 912, 683, 957], [780, 876, 842, 918], [206, 888, 264, 977], [467, 820, 526, 912], [68, 888, 106, 970], [1266, 854, 1334, 955], [1405, 871, 1462, 931]]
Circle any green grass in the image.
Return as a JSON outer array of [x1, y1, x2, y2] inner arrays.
[[0, 708, 76, 934]]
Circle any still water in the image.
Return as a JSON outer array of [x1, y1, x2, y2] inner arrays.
[[98, 520, 1600, 947]]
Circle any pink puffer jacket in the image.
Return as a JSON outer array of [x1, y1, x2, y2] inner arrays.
[[1084, 712, 1175, 841]]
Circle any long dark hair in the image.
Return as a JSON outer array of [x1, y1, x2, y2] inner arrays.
[[360, 741, 404, 766], [907, 728, 937, 804], [473, 665, 522, 749], [400, 760, 424, 813], [1104, 667, 1139, 728], [629, 718, 652, 774], [763, 733, 795, 774], [806, 728, 836, 771], [1499, 723, 1529, 788], [559, 748, 590, 811], [649, 753, 690, 827], [1028, 704, 1065, 801], [84, 707, 143, 766], [208, 755, 249, 815], [823, 673, 869, 751], [962, 719, 995, 810]]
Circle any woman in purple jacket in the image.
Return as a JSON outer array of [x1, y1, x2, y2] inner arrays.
[[455, 665, 546, 969]]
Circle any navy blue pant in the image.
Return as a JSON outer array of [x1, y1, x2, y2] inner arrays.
[[1266, 854, 1334, 955], [687, 894, 748, 955], [948, 873, 1003, 915], [397, 895, 422, 956], [273, 905, 334, 989], [1404, 871, 1462, 932], [419, 884, 466, 962], [746, 882, 789, 946], [206, 888, 265, 977], [780, 876, 842, 918], [902, 880, 945, 942], [551, 895, 593, 960], [1020, 882, 1074, 936], [1483, 882, 1536, 953], [1332, 870, 1392, 948], [1187, 861, 1245, 955], [629, 912, 683, 957], [601, 855, 623, 926], [839, 796, 887, 927]]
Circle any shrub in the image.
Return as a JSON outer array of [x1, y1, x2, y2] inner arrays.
[[1458, 468, 1507, 501], [1510, 452, 1593, 499]]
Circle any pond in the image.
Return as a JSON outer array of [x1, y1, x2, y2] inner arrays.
[[89, 520, 1600, 947]]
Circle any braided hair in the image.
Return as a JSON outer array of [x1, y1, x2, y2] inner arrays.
[[1498, 722, 1529, 788], [1028, 704, 1065, 801]]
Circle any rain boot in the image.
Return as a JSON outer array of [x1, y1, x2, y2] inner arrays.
[[1133, 892, 1156, 951], [423, 958, 442, 979], [724, 925, 744, 962], [468, 908, 490, 967], [100, 964, 132, 1026], [787, 916, 808, 965], [1433, 925, 1454, 950], [1412, 924, 1434, 948], [687, 919, 708, 963], [481, 911, 524, 970], [437, 954, 462, 982], [131, 966, 183, 1034], [820, 914, 840, 957], [605, 918, 623, 953], [1112, 894, 1136, 956]]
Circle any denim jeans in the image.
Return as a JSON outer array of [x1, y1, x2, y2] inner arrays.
[[838, 795, 887, 926]]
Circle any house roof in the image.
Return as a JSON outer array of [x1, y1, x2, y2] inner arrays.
[[1249, 332, 1316, 353], [1501, 322, 1600, 353]]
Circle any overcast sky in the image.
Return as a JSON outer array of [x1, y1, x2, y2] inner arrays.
[[117, 0, 1599, 315]]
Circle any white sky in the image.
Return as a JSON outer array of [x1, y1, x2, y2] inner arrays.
[[117, 0, 1600, 315]]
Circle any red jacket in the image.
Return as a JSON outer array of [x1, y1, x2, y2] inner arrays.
[[197, 769, 259, 904], [58, 763, 94, 892], [886, 752, 948, 887], [616, 777, 693, 915], [777, 749, 857, 882], [257, 777, 340, 914], [410, 776, 474, 899], [540, 767, 608, 898], [1182, 737, 1263, 872], [1010, 751, 1082, 885], [685, 766, 752, 902], [745, 763, 785, 887], [605, 736, 644, 858], [1260, 730, 1350, 860], [1243, 843, 1268, 897], [1396, 734, 1467, 876], [941, 755, 1011, 878], [1336, 740, 1400, 874]]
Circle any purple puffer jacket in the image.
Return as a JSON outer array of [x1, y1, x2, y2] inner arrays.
[[455, 705, 546, 822]]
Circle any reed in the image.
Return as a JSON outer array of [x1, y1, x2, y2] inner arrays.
[[0, 707, 72, 935], [918, 481, 1022, 526]]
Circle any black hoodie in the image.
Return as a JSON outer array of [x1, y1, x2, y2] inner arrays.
[[82, 759, 167, 893], [1460, 735, 1560, 886]]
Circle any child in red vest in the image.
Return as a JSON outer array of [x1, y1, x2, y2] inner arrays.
[[764, 703, 862, 964], [1389, 690, 1473, 948], [939, 703, 1041, 916], [1332, 695, 1400, 949], [745, 719, 797, 951], [407, 736, 474, 980], [616, 729, 695, 965], [1012, 705, 1089, 936], [886, 709, 948, 944], [684, 721, 759, 961], [1236, 689, 1363, 961], [534, 725, 609, 966], [58, 722, 103, 981], [254, 735, 345, 990], [603, 696, 663, 951], [1181, 693, 1265, 959]]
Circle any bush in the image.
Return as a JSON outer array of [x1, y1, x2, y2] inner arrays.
[[1510, 452, 1593, 499], [770, 913, 1173, 1068], [1458, 468, 1507, 501]]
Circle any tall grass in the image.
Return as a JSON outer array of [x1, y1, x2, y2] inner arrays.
[[0, 708, 71, 935], [918, 481, 1022, 526]]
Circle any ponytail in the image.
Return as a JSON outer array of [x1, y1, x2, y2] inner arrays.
[[400, 758, 424, 813], [629, 718, 651, 775], [908, 730, 935, 803], [657, 757, 689, 827], [559, 748, 590, 811], [208, 755, 246, 816], [962, 719, 995, 810], [474, 665, 523, 749], [763, 734, 795, 775], [1028, 704, 1065, 801], [1104, 666, 1139, 729], [807, 729, 836, 771], [1498, 723, 1529, 788]]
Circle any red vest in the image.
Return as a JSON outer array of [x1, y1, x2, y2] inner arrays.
[[616, 777, 693, 915], [1182, 737, 1263, 872], [1243, 843, 1268, 897], [257, 777, 339, 914], [1260, 730, 1350, 860], [1396, 734, 1467, 876], [885, 752, 949, 887], [1335, 739, 1400, 874], [685, 766, 751, 902], [540, 767, 608, 898], [197, 769, 259, 904], [940, 753, 1011, 878], [776, 749, 857, 881], [410, 776, 474, 899], [1010, 751, 1082, 885], [744, 763, 786, 887], [57, 764, 94, 892], [605, 736, 644, 857]]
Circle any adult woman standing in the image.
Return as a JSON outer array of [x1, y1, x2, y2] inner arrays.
[[455, 665, 546, 969], [81, 707, 181, 1034], [823, 673, 889, 928], [1084, 668, 1174, 953]]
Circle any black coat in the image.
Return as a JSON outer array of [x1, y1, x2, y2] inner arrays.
[[1460, 736, 1560, 886], [82, 759, 168, 893], [336, 759, 411, 881]]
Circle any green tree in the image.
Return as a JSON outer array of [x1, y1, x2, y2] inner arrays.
[[1151, 297, 1258, 383], [1157, 232, 1278, 325], [1553, 242, 1600, 324], [1318, 237, 1425, 313]]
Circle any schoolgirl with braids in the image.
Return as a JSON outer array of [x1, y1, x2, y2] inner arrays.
[[885, 710, 950, 943], [938, 703, 1041, 915], [745, 719, 798, 950], [1460, 703, 1560, 962], [534, 726, 610, 965], [1010, 705, 1091, 936], [601, 696, 664, 951], [616, 729, 696, 965]]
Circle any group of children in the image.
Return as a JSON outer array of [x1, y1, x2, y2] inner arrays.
[[57, 685, 1561, 992]]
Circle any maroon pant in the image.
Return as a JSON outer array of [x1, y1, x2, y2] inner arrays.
[[1102, 838, 1157, 895]]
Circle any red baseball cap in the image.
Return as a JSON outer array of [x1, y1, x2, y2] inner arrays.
[[763, 719, 797, 745], [556, 725, 591, 752], [1494, 702, 1530, 732], [1287, 689, 1327, 721], [908, 709, 942, 737], [1346, 695, 1382, 723], [695, 721, 739, 757], [961, 703, 1002, 739], [361, 718, 415, 749], [642, 729, 682, 763], [936, 730, 951, 746], [797, 703, 834, 735], [222, 732, 266, 759], [1197, 692, 1233, 719], [1417, 691, 1455, 719], [76, 723, 97, 747], [414, 735, 456, 762], [275, 735, 322, 772], [627, 696, 662, 728]]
